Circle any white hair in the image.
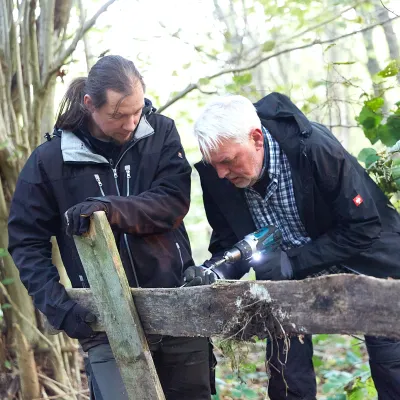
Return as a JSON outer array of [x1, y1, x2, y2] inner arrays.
[[193, 95, 261, 162]]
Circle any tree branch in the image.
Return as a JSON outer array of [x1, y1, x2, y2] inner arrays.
[[11, 18, 29, 146], [329, 124, 360, 129], [380, 0, 400, 18], [0, 173, 9, 219], [158, 16, 400, 112], [0, 62, 11, 139], [282, 0, 369, 44], [22, 1, 33, 122], [157, 83, 198, 113], [77, 0, 92, 73], [38, 0, 55, 80], [29, 1, 41, 92], [41, 0, 118, 93], [0, 0, 11, 65]]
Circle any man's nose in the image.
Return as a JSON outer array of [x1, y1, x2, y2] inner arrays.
[[122, 115, 139, 131], [216, 165, 229, 179]]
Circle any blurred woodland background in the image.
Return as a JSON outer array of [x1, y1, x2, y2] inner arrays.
[[0, 0, 399, 398]]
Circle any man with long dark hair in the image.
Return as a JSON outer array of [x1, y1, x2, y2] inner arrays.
[[8, 55, 213, 399]]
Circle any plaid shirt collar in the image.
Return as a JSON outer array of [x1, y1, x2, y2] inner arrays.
[[261, 126, 281, 202]]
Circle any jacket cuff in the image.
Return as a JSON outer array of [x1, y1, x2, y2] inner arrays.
[[286, 247, 303, 279], [51, 299, 76, 329], [85, 197, 110, 214], [86, 197, 110, 203]]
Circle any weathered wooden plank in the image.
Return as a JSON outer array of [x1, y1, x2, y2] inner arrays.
[[74, 212, 165, 400], [65, 274, 400, 340]]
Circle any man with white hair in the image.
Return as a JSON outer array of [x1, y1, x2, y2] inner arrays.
[[186, 93, 400, 399]]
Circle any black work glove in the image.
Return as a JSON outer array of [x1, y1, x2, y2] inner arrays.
[[253, 248, 294, 281], [59, 303, 97, 339], [65, 200, 108, 236], [183, 265, 218, 287]]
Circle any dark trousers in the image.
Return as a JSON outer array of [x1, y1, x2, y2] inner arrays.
[[85, 336, 213, 400], [266, 335, 400, 400]]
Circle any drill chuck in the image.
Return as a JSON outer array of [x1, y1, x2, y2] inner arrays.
[[204, 226, 282, 272]]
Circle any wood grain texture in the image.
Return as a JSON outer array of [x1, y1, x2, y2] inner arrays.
[[74, 212, 165, 400], [64, 274, 400, 340]]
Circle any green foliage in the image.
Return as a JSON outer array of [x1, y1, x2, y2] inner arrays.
[[358, 148, 380, 168], [1, 277, 14, 285], [345, 377, 377, 400], [198, 77, 210, 86], [225, 73, 257, 97], [232, 73, 253, 86], [378, 60, 400, 78], [332, 61, 356, 66], [213, 335, 376, 399], [356, 99, 384, 145], [356, 62, 400, 204], [4, 360, 12, 370], [212, 339, 268, 399], [324, 43, 337, 53], [313, 335, 377, 400], [262, 41, 275, 52], [357, 119, 400, 200], [357, 146, 400, 204]]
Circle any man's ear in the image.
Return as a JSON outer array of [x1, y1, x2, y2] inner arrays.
[[250, 128, 263, 150], [84, 94, 95, 113]]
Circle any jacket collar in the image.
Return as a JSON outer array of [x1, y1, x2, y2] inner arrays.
[[254, 92, 312, 138], [61, 114, 154, 163]]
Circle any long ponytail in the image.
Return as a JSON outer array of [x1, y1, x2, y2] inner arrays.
[[55, 77, 88, 131]]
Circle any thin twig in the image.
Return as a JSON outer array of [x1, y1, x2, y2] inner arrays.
[[42, 0, 117, 92], [0, 282, 55, 350], [34, 389, 89, 400], [380, 0, 400, 17], [0, 282, 77, 398], [282, 0, 369, 45], [38, 374, 86, 397], [11, 16, 29, 145], [157, 16, 400, 113]]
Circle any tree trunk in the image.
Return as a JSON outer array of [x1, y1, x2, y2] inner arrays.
[[14, 324, 41, 400], [376, 2, 400, 84], [0, 220, 39, 346], [0, 1, 117, 397]]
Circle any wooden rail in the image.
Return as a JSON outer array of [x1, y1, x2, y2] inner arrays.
[[66, 274, 400, 340]]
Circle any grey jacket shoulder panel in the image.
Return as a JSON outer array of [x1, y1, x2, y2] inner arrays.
[[60, 115, 154, 163]]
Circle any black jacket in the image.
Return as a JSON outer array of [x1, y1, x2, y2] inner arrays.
[[195, 93, 400, 280], [8, 102, 194, 329]]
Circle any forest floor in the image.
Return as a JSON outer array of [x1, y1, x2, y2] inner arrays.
[[212, 334, 377, 400]]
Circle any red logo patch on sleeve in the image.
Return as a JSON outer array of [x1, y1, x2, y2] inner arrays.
[[353, 194, 363, 206]]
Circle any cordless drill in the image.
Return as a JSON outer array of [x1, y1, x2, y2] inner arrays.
[[204, 225, 282, 271]]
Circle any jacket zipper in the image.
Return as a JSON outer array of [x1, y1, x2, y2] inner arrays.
[[79, 275, 87, 288], [109, 159, 140, 287], [78, 174, 106, 288], [125, 165, 131, 193], [122, 164, 140, 286], [175, 242, 184, 275], [94, 174, 105, 196], [107, 132, 153, 288]]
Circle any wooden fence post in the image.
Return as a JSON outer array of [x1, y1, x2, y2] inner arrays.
[[73, 211, 165, 400]]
